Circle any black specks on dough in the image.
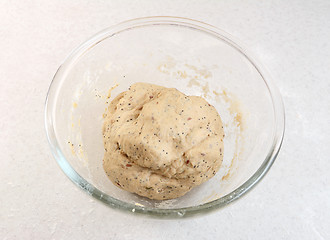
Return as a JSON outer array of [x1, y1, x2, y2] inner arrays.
[[103, 83, 224, 200]]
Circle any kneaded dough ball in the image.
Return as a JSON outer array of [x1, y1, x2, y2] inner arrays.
[[103, 83, 224, 200]]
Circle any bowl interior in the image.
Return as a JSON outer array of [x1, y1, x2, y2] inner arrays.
[[48, 19, 278, 213]]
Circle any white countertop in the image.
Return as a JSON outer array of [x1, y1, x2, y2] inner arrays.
[[1, 1, 330, 239]]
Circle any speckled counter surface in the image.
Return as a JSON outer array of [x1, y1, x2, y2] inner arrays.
[[1, 1, 329, 239]]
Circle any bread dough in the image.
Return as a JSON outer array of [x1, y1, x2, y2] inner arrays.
[[103, 83, 224, 200]]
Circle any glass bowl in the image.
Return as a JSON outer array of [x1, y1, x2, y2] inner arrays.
[[45, 17, 285, 218]]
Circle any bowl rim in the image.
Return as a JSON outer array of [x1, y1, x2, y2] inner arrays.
[[45, 16, 285, 218]]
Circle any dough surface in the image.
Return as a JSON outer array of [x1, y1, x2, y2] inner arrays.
[[103, 83, 224, 200]]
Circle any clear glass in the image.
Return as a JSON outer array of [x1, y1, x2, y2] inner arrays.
[[45, 17, 285, 218]]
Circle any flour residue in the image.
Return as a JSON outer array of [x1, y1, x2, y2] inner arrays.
[[185, 64, 213, 79], [202, 190, 221, 203], [106, 83, 119, 101], [69, 102, 88, 164], [213, 89, 244, 183], [157, 57, 216, 99], [215, 90, 244, 130], [103, 83, 119, 118]]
